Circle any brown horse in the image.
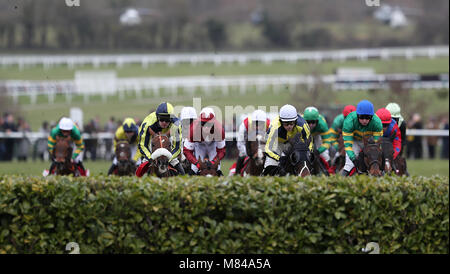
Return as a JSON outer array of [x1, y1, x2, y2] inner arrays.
[[50, 138, 79, 176], [114, 140, 136, 176], [359, 136, 383, 176], [280, 133, 312, 177], [241, 133, 265, 176], [147, 133, 178, 177], [197, 157, 220, 176], [380, 137, 408, 176]]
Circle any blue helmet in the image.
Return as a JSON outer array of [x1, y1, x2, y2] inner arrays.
[[356, 100, 374, 116]]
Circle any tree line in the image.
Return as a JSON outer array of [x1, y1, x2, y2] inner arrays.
[[0, 0, 448, 52]]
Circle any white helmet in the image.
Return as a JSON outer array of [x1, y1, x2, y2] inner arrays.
[[180, 107, 197, 120], [279, 104, 298, 122], [59, 117, 74, 130], [251, 109, 267, 122]]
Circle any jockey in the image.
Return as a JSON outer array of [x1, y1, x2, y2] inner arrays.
[[180, 106, 198, 139], [302, 106, 335, 174], [47, 117, 87, 175], [180, 106, 198, 174], [263, 104, 313, 176], [136, 102, 185, 176], [183, 107, 226, 176], [330, 105, 356, 152], [235, 109, 271, 175], [385, 102, 406, 156], [341, 100, 383, 176], [329, 105, 356, 167], [107, 118, 141, 175], [376, 108, 402, 160]]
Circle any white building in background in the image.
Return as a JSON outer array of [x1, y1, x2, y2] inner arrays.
[[373, 5, 409, 28], [390, 7, 408, 28], [120, 8, 142, 26]]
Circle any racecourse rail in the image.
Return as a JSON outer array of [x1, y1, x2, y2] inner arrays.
[[1, 45, 448, 68], [3, 73, 449, 105], [0, 129, 448, 142]]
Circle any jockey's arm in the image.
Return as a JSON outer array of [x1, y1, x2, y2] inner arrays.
[[71, 127, 84, 160], [113, 127, 123, 153], [47, 128, 58, 156], [392, 124, 402, 159], [183, 139, 198, 164], [236, 122, 247, 156], [371, 119, 384, 143], [329, 116, 342, 150], [215, 140, 226, 162], [299, 121, 313, 153], [342, 119, 356, 161], [265, 124, 281, 161], [317, 125, 333, 154], [138, 121, 153, 161], [169, 123, 182, 161]]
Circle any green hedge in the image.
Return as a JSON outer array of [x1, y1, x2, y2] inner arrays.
[[0, 175, 448, 254]]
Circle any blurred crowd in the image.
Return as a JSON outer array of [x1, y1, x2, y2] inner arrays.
[[0, 112, 449, 162]]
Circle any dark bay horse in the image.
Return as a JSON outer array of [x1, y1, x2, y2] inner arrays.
[[114, 140, 136, 176], [240, 133, 265, 176], [197, 157, 220, 176], [50, 138, 79, 176], [280, 133, 312, 177], [358, 136, 383, 176], [380, 137, 408, 176]]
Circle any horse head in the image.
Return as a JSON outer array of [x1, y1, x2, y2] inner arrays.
[[198, 157, 219, 176], [362, 136, 383, 176], [282, 133, 311, 177], [53, 138, 75, 175], [246, 133, 265, 167], [151, 148, 172, 176]]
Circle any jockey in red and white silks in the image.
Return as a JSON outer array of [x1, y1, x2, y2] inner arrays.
[[183, 107, 226, 175]]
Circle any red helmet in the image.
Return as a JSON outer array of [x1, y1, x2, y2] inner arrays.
[[376, 108, 392, 124], [342, 105, 356, 118], [200, 107, 215, 122]]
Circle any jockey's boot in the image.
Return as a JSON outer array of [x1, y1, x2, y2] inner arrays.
[[217, 170, 224, 176], [173, 163, 185, 175], [107, 163, 117, 175], [340, 169, 350, 176], [235, 156, 246, 175]]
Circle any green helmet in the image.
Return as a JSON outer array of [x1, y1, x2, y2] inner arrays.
[[385, 103, 401, 118], [303, 106, 319, 121]]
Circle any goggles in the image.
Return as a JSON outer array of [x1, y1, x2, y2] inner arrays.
[[357, 115, 373, 120]]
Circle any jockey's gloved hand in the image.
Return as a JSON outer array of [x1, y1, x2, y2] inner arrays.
[[210, 157, 218, 165]]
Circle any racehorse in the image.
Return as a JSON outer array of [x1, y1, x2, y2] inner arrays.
[[50, 138, 79, 176], [310, 148, 330, 176], [148, 133, 178, 177], [380, 137, 408, 176], [358, 136, 383, 176], [114, 140, 136, 176], [279, 133, 311, 177], [197, 157, 220, 176], [380, 137, 395, 175], [240, 133, 265, 176], [331, 133, 346, 174]]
